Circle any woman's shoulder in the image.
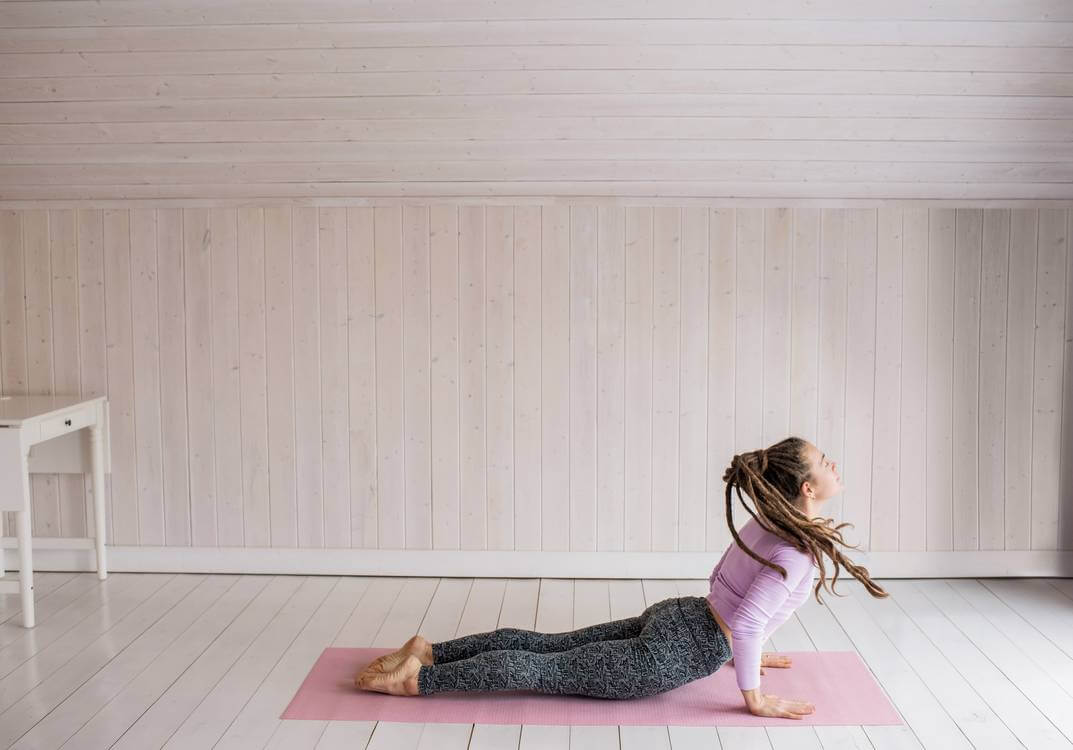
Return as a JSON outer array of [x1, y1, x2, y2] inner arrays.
[[767, 533, 814, 571], [735, 518, 813, 564]]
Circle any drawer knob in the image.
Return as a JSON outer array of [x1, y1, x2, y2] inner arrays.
[[64, 419, 72, 426]]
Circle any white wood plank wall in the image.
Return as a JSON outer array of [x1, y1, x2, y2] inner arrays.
[[0, 206, 1071, 563], [0, 2, 1071, 567], [1, 1, 1073, 202]]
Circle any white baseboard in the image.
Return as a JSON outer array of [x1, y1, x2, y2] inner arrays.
[[3, 537, 1072, 578]]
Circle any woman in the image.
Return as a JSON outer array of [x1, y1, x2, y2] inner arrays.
[[356, 436, 889, 719]]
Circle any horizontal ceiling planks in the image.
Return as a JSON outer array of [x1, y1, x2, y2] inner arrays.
[[0, 1, 1071, 204]]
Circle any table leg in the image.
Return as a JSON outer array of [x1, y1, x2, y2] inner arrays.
[[17, 447, 33, 628], [91, 423, 107, 580]]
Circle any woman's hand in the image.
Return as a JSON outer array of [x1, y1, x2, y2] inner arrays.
[[748, 692, 815, 720], [728, 653, 793, 675], [759, 652, 792, 675]]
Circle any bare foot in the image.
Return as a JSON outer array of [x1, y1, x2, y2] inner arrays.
[[356, 653, 422, 696], [355, 635, 433, 686]]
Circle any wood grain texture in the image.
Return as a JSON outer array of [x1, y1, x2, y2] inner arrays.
[[2, 4, 1072, 205], [0, 204, 1069, 560]]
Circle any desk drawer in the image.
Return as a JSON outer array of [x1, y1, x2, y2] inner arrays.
[[38, 404, 96, 441]]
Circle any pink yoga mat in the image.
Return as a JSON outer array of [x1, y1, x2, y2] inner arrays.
[[281, 647, 904, 726]]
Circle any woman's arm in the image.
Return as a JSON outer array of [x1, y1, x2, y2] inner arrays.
[[727, 549, 813, 696], [741, 687, 763, 712]]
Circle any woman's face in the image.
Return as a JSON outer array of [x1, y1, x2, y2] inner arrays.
[[802, 442, 841, 502]]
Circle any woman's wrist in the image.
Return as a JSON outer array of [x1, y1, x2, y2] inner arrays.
[[741, 687, 762, 710]]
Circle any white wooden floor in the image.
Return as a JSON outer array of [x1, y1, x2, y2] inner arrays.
[[0, 572, 1070, 750]]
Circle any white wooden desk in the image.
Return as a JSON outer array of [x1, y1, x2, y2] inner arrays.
[[0, 395, 110, 627]]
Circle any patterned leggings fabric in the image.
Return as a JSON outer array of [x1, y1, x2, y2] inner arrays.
[[416, 595, 732, 700]]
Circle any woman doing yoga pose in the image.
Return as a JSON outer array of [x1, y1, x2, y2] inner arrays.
[[355, 436, 889, 719]]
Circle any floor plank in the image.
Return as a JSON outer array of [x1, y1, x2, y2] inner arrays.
[[909, 579, 1073, 748], [214, 576, 369, 749], [0, 574, 1063, 749], [110, 575, 306, 750], [0, 572, 84, 628], [12, 575, 240, 749], [0, 573, 197, 748], [801, 577, 973, 750], [66, 576, 270, 750], [0, 573, 150, 680], [160, 576, 337, 748]]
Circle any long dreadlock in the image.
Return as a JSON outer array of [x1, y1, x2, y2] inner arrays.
[[721, 436, 889, 604]]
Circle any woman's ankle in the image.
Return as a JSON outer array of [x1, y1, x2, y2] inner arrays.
[[409, 635, 435, 665]]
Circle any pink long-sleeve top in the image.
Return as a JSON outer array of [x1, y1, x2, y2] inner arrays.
[[706, 517, 817, 691]]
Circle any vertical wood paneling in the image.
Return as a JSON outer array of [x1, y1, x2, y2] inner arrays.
[[818, 209, 848, 526], [927, 208, 956, 550], [156, 207, 190, 546], [1062, 210, 1073, 551], [3, 204, 1070, 558], [459, 205, 486, 549], [319, 206, 350, 549], [485, 205, 512, 550], [429, 204, 460, 550], [264, 206, 297, 547], [679, 207, 708, 553], [513, 205, 541, 552], [130, 208, 164, 545], [403, 204, 433, 549], [735, 209, 764, 509], [49, 209, 85, 539], [1032, 209, 1068, 549], [373, 205, 404, 549], [651, 207, 680, 552], [706, 208, 736, 552], [570, 205, 598, 552], [210, 208, 243, 547], [953, 208, 983, 550], [900, 208, 929, 551], [596, 205, 626, 552], [761, 209, 792, 448], [1, 213, 20, 545], [789, 209, 820, 472], [0, 206, 25, 527], [102, 209, 136, 545], [624, 207, 653, 552], [237, 206, 269, 547], [345, 206, 377, 548], [0, 215, 25, 541], [1006, 209, 1037, 551], [182, 209, 215, 546], [980, 209, 1011, 550], [76, 209, 109, 544], [541, 205, 570, 552], [844, 208, 877, 550], [24, 210, 59, 537], [292, 206, 323, 548], [872, 208, 903, 552]]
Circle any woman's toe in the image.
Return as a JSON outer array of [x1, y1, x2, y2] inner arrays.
[[359, 673, 387, 692]]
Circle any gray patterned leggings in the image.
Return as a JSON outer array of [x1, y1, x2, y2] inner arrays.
[[416, 595, 732, 700]]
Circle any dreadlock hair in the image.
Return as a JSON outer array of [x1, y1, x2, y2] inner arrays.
[[720, 436, 888, 605]]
